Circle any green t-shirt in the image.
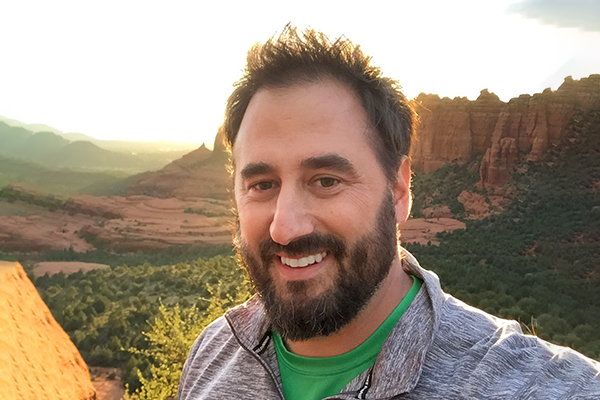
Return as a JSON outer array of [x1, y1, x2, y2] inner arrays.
[[273, 275, 422, 400]]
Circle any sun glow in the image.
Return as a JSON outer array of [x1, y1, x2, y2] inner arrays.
[[0, 0, 598, 146]]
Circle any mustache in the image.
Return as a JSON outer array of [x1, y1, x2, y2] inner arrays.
[[258, 233, 347, 263]]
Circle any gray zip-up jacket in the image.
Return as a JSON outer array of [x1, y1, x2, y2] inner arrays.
[[178, 250, 600, 399]]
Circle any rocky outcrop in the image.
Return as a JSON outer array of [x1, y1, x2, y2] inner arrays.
[[479, 137, 518, 188], [412, 74, 600, 188], [457, 190, 491, 220], [412, 95, 473, 172], [0, 261, 96, 400], [421, 206, 453, 219], [127, 129, 230, 199]]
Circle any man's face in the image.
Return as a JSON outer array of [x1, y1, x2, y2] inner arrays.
[[232, 79, 406, 340]]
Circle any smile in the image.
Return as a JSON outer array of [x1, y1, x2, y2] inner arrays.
[[280, 252, 327, 268]]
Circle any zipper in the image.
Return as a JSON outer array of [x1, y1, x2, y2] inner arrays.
[[356, 367, 374, 399], [225, 315, 286, 400]]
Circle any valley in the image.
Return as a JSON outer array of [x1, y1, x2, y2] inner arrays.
[[0, 76, 598, 399]]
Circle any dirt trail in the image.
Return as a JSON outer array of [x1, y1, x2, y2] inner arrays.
[[34, 261, 110, 277]]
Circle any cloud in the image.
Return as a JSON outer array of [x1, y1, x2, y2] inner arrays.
[[508, 0, 600, 32]]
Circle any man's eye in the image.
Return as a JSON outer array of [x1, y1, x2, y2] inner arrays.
[[255, 181, 274, 191], [318, 177, 338, 188]]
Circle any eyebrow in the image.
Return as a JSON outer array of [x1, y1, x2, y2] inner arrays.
[[300, 154, 356, 174], [240, 162, 275, 180], [239, 154, 356, 180]]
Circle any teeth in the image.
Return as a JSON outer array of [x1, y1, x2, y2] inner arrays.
[[281, 252, 327, 268]]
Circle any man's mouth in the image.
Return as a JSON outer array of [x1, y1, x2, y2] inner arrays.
[[280, 252, 327, 268]]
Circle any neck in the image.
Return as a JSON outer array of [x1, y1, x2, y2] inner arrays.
[[284, 258, 413, 357]]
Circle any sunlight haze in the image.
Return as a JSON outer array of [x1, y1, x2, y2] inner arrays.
[[1, 0, 598, 148]]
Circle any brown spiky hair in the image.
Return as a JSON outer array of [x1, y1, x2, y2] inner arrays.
[[223, 25, 414, 183]]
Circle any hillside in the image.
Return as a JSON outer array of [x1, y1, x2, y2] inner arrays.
[[0, 114, 201, 154], [1, 79, 599, 396], [0, 155, 126, 197], [0, 121, 193, 174], [125, 128, 230, 199], [0, 261, 95, 400], [25, 104, 600, 392], [0, 115, 64, 135], [407, 107, 600, 358], [0, 187, 232, 253], [121, 75, 600, 201]]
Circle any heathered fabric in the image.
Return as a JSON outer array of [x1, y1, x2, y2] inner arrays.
[[177, 249, 600, 399]]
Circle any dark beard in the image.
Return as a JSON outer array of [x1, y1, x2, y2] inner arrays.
[[236, 192, 398, 341]]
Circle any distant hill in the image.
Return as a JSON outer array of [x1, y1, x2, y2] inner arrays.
[[0, 155, 126, 197], [18, 131, 71, 159], [125, 128, 230, 199], [39, 140, 170, 172], [0, 115, 64, 135], [59, 131, 201, 156], [0, 121, 195, 174], [0, 114, 201, 154]]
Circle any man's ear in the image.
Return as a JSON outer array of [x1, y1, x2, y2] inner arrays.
[[393, 156, 412, 225]]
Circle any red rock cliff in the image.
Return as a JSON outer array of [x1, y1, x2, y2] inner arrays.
[[0, 261, 96, 400], [412, 74, 600, 188]]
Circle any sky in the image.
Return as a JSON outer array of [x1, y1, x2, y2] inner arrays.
[[1, 0, 599, 148]]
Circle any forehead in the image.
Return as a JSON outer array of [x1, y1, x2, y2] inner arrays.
[[232, 79, 378, 172]]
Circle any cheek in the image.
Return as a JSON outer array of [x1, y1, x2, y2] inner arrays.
[[321, 194, 379, 236], [237, 204, 272, 244]]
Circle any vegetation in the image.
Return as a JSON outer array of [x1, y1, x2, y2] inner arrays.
[[0, 185, 66, 209], [0, 121, 186, 175], [124, 281, 251, 400], [5, 108, 598, 396], [0, 158, 126, 197], [411, 155, 481, 218], [184, 207, 227, 218], [407, 108, 600, 359], [31, 253, 249, 392], [9, 245, 234, 270]]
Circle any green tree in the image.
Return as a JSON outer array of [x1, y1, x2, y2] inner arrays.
[[125, 281, 251, 400]]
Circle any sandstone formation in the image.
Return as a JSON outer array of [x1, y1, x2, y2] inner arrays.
[[0, 261, 96, 400], [412, 75, 600, 188], [457, 191, 491, 220], [127, 129, 230, 199], [421, 205, 453, 219], [126, 75, 599, 198]]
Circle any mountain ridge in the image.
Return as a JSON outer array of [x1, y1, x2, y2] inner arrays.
[[412, 74, 600, 188], [0, 121, 191, 174]]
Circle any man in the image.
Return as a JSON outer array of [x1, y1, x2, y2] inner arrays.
[[178, 27, 600, 399]]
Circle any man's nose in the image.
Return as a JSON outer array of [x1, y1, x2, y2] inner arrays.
[[269, 185, 314, 246]]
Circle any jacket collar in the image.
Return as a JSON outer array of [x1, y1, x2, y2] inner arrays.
[[225, 248, 445, 398]]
